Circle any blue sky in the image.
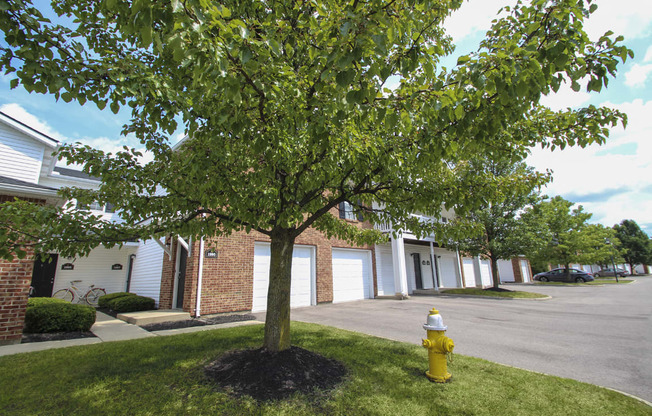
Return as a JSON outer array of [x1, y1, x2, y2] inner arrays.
[[1, 0, 651, 235]]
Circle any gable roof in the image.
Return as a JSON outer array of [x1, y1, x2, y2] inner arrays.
[[53, 166, 99, 181], [0, 111, 59, 148]]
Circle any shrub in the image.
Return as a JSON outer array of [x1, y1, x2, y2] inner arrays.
[[98, 292, 137, 308], [27, 297, 68, 307], [109, 295, 156, 313], [24, 299, 96, 333]]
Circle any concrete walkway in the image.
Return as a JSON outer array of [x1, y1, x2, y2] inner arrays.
[[0, 311, 263, 357]]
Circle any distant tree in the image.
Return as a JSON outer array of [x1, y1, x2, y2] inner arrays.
[[454, 157, 549, 289], [522, 196, 613, 277], [613, 220, 652, 274]]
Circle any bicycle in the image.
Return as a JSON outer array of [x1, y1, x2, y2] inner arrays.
[[52, 280, 106, 307]]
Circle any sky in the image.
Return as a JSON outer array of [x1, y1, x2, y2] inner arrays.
[[0, 0, 651, 234]]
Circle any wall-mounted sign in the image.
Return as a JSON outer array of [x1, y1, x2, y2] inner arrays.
[[111, 264, 123, 270], [61, 263, 74, 270], [205, 249, 218, 259]]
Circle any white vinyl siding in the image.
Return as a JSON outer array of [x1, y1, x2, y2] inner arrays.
[[332, 248, 372, 303], [498, 260, 516, 282], [0, 124, 45, 183], [129, 239, 165, 304], [53, 246, 138, 297], [252, 243, 314, 313]]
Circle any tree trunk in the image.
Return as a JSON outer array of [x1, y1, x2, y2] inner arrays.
[[564, 263, 570, 281], [263, 230, 295, 352], [490, 254, 500, 289]]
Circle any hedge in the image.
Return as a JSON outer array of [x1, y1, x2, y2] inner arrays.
[[24, 297, 96, 333], [98, 292, 137, 308], [108, 295, 156, 313]]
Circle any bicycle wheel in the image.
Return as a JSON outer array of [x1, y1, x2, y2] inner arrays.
[[85, 288, 106, 307], [52, 289, 74, 302]]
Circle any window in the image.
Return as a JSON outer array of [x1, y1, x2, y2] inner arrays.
[[76, 200, 115, 213], [338, 201, 363, 221]]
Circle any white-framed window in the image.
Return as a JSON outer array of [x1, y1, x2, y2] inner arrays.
[[339, 201, 361, 221]]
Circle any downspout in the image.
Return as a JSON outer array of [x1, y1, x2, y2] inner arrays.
[[195, 236, 205, 318], [429, 241, 439, 291], [125, 254, 136, 292], [455, 247, 463, 288]]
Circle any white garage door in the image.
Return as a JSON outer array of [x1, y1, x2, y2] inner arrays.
[[480, 259, 493, 286], [498, 260, 515, 282], [332, 248, 372, 303], [438, 254, 459, 288], [520, 260, 531, 283], [462, 258, 476, 287], [252, 243, 314, 313]]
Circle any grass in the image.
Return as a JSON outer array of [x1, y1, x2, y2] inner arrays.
[[440, 288, 548, 298], [1, 323, 649, 416]]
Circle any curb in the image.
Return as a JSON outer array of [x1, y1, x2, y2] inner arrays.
[[413, 293, 552, 301]]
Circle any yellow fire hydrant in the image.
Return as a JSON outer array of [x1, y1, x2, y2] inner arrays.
[[422, 307, 454, 383]]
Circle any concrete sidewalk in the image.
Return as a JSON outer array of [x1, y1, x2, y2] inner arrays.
[[0, 311, 263, 357]]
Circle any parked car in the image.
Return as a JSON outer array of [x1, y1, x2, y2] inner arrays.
[[533, 268, 595, 283], [593, 268, 629, 278]]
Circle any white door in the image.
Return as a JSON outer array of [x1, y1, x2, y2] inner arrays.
[[332, 248, 372, 303], [520, 260, 531, 283], [252, 243, 314, 313], [480, 259, 493, 286], [462, 258, 476, 287]]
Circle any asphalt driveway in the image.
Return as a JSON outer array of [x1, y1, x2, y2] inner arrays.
[[259, 277, 652, 402]]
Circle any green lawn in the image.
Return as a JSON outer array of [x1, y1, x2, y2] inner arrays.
[[440, 288, 548, 298], [1, 323, 649, 415]]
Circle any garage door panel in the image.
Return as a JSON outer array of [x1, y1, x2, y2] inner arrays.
[[332, 249, 371, 303], [252, 244, 313, 313]]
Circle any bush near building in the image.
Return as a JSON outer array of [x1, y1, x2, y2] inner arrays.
[[24, 297, 96, 333]]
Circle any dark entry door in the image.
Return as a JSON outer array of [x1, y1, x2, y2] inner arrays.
[[31, 254, 58, 297], [176, 246, 188, 309], [412, 253, 423, 290]]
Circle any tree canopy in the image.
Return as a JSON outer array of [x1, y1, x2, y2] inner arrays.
[[613, 220, 651, 272], [453, 156, 549, 288], [0, 0, 632, 350], [521, 196, 618, 270]]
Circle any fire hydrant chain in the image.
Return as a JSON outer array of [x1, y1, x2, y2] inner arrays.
[[422, 307, 454, 383]]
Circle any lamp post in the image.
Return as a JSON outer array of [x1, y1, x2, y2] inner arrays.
[[605, 238, 619, 283]]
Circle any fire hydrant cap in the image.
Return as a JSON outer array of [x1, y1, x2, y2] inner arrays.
[[423, 311, 447, 331]]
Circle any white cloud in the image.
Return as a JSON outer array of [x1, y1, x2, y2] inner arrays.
[[624, 64, 652, 87], [527, 99, 652, 231], [644, 45, 652, 63], [584, 0, 652, 41], [540, 80, 592, 111], [0, 103, 67, 142], [444, 0, 514, 43]]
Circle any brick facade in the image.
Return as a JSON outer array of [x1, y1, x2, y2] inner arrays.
[[511, 257, 532, 283], [0, 246, 34, 345], [0, 194, 45, 344], [160, 209, 377, 316]]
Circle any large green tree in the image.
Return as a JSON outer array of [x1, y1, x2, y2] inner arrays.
[[613, 220, 651, 273], [522, 196, 616, 274], [454, 157, 549, 289], [0, 0, 631, 351]]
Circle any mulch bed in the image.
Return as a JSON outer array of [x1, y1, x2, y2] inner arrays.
[[204, 346, 347, 401], [22, 332, 96, 343], [140, 314, 257, 331], [484, 287, 513, 292]]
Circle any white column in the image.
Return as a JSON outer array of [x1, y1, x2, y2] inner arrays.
[[454, 247, 463, 288], [391, 233, 409, 297], [429, 241, 439, 291], [473, 256, 483, 287]]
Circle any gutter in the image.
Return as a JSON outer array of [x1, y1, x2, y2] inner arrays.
[[195, 236, 205, 318]]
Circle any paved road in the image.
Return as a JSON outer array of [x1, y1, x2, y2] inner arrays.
[[264, 277, 652, 402]]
